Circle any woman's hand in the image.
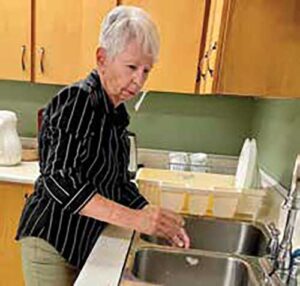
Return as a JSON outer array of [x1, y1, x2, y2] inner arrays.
[[80, 194, 190, 248], [134, 205, 190, 249]]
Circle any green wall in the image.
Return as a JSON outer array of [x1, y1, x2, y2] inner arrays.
[[0, 80, 299, 188], [126, 92, 254, 155], [0, 81, 62, 137], [252, 99, 300, 187]]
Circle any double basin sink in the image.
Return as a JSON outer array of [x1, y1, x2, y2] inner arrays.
[[126, 216, 270, 286]]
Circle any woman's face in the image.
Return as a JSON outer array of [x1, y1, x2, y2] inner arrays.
[[97, 40, 154, 107]]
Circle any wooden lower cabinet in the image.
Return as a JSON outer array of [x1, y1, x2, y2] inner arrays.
[[0, 182, 33, 286]]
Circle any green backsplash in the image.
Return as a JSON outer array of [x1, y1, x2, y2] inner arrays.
[[0, 80, 299, 188], [0, 81, 62, 136], [126, 92, 254, 155], [252, 98, 300, 187]]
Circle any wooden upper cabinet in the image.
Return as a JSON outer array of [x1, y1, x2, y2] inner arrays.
[[199, 0, 300, 98], [121, 0, 207, 94], [34, 0, 116, 85], [2, 0, 300, 98], [34, 0, 82, 84], [0, 0, 31, 81], [80, 1, 117, 78]]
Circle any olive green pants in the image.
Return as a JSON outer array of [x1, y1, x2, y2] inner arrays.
[[20, 237, 79, 286]]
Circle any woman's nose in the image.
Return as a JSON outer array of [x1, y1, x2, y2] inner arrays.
[[133, 69, 145, 87]]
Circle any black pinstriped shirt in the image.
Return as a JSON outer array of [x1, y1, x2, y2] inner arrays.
[[16, 69, 148, 268]]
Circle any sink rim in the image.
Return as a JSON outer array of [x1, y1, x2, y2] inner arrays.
[[120, 217, 271, 285], [181, 214, 269, 229], [139, 215, 270, 257], [132, 246, 262, 286]]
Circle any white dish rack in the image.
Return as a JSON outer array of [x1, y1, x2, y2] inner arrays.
[[137, 179, 268, 219]]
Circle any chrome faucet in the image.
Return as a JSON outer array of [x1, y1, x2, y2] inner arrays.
[[269, 155, 300, 284], [284, 154, 300, 210]]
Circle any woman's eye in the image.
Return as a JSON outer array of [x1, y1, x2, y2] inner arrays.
[[144, 68, 150, 75], [128, 65, 137, 70]]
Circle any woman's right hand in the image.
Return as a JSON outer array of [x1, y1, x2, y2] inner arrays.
[[134, 205, 190, 249], [80, 194, 190, 248]]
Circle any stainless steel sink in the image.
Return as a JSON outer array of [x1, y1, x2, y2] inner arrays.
[[140, 216, 269, 257], [132, 248, 260, 286]]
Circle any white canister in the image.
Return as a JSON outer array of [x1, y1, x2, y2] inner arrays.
[[0, 111, 22, 166], [190, 153, 208, 172], [169, 152, 189, 171]]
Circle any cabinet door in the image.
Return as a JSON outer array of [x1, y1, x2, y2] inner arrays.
[[0, 0, 31, 81], [199, 0, 226, 94], [34, 0, 82, 84], [0, 182, 33, 286], [80, 0, 117, 78], [218, 0, 300, 98], [34, 0, 116, 85], [121, 0, 207, 94], [204, 0, 300, 98]]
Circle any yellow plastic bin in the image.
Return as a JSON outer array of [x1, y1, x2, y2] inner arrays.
[[212, 188, 241, 218], [137, 179, 161, 205], [187, 188, 211, 216], [160, 185, 186, 212], [160, 183, 211, 215]]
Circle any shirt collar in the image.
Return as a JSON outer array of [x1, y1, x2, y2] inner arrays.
[[84, 69, 114, 114], [84, 69, 130, 128]]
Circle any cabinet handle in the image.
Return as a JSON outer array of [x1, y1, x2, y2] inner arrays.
[[24, 193, 29, 201], [39, 47, 45, 74], [207, 42, 217, 78], [21, 45, 26, 71], [197, 51, 209, 83], [197, 41, 218, 83]]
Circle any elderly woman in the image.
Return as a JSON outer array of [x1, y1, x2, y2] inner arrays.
[[16, 5, 190, 285]]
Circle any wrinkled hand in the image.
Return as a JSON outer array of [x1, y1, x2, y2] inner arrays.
[[135, 205, 190, 249]]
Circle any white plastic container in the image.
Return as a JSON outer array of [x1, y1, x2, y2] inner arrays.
[[0, 111, 22, 166], [160, 184, 185, 212], [188, 190, 210, 215], [235, 188, 268, 219], [212, 188, 241, 218], [137, 179, 161, 205], [169, 152, 189, 171], [189, 153, 208, 172]]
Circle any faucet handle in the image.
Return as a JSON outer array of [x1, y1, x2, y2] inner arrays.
[[268, 222, 280, 237], [267, 222, 280, 260], [282, 197, 293, 210], [287, 155, 300, 209]]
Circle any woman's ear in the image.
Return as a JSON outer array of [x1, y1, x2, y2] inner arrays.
[[96, 47, 107, 70]]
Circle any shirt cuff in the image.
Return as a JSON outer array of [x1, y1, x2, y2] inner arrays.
[[128, 195, 149, 210]]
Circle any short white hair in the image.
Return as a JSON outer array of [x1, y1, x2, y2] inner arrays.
[[99, 5, 160, 62]]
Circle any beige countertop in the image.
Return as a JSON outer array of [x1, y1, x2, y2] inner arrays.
[[0, 161, 39, 184], [75, 226, 134, 286]]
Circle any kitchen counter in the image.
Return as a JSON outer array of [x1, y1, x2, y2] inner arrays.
[[0, 161, 39, 184], [0, 161, 135, 286], [75, 226, 134, 286], [2, 161, 299, 285]]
